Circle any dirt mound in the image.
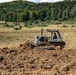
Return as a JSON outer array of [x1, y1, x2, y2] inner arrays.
[[0, 41, 76, 75]]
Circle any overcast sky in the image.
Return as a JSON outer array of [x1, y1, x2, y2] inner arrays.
[[0, 0, 63, 3]]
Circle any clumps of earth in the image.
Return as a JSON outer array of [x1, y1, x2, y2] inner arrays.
[[0, 41, 76, 75]]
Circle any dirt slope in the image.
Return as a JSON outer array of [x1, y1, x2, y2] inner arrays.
[[0, 41, 76, 75]]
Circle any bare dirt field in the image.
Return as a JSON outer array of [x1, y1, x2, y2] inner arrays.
[[0, 25, 76, 75]]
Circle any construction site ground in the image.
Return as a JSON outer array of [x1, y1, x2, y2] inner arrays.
[[0, 26, 76, 75]]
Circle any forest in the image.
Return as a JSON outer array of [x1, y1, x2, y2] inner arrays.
[[0, 0, 76, 27]]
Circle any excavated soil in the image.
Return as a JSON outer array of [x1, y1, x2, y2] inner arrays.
[[0, 41, 76, 75]]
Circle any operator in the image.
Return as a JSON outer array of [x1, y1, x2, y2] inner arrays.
[[53, 33, 57, 40]]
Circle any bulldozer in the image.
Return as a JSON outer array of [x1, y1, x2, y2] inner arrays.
[[30, 29, 66, 50]]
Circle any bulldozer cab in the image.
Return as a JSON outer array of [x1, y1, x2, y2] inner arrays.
[[47, 29, 62, 42], [34, 29, 62, 45]]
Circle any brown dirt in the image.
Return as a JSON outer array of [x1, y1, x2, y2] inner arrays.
[[0, 41, 76, 75]]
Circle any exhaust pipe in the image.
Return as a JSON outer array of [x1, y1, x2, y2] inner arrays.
[[41, 28, 43, 36]]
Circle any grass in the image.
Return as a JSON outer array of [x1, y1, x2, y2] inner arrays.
[[0, 24, 76, 49]]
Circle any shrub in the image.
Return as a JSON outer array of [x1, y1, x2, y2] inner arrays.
[[3, 23, 9, 27], [3, 23, 15, 28], [14, 26, 22, 30], [50, 20, 55, 24], [71, 25, 75, 28], [62, 25, 68, 28], [19, 26, 22, 30], [54, 21, 62, 24], [33, 20, 39, 24], [24, 21, 33, 27], [27, 25, 33, 28]]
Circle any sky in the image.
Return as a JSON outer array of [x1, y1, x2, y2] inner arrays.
[[0, 0, 63, 3]]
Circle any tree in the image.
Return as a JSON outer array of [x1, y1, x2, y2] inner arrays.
[[29, 11, 37, 21], [57, 8, 62, 20], [51, 8, 55, 20], [62, 7, 69, 20], [70, 5, 76, 19], [64, 0, 76, 1]]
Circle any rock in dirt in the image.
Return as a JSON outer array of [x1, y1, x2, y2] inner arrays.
[[0, 56, 4, 62]]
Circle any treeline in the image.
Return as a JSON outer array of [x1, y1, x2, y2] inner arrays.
[[64, 0, 76, 1], [0, 1, 76, 23]]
